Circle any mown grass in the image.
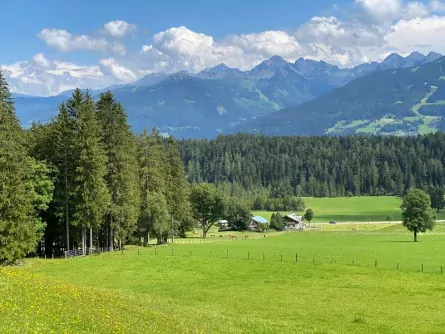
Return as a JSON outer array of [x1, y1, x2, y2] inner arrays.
[[255, 196, 445, 222], [2, 224, 445, 333]]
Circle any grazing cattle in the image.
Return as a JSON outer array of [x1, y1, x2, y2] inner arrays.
[[231, 235, 237, 240], [352, 228, 357, 231], [245, 235, 248, 240], [211, 234, 216, 237], [219, 235, 223, 238]]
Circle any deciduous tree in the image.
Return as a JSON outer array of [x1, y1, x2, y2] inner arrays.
[[190, 183, 226, 238], [401, 189, 436, 242]]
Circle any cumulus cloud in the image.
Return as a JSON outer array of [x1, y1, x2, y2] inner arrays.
[[385, 16, 445, 54], [38, 28, 125, 54], [3, 1, 445, 96], [1, 53, 114, 96], [103, 20, 137, 37], [431, 0, 445, 13], [356, 0, 403, 21], [99, 57, 137, 82]]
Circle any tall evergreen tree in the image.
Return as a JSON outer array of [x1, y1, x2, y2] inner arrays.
[[72, 91, 110, 253], [0, 71, 39, 263], [96, 91, 140, 250], [165, 136, 192, 239]]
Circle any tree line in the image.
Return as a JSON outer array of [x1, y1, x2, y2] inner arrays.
[[179, 133, 445, 198]]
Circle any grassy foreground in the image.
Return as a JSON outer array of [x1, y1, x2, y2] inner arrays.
[[255, 196, 445, 222], [2, 223, 445, 333]]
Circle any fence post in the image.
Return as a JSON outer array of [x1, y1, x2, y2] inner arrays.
[[226, 250, 229, 259], [171, 247, 173, 256], [313, 258, 315, 264], [295, 253, 298, 263], [138, 249, 140, 255], [121, 249, 123, 255], [248, 252, 250, 260], [421, 264, 424, 273], [352, 260, 355, 266], [441, 265, 443, 274], [397, 263, 399, 271], [263, 252, 265, 261], [375, 260, 377, 269]]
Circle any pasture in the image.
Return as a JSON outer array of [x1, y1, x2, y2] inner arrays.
[[2, 223, 445, 333], [255, 196, 445, 222]]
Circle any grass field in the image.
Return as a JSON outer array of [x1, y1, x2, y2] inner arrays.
[[2, 223, 445, 333], [254, 196, 445, 223]]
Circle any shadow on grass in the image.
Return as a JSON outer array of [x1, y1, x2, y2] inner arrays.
[[378, 240, 414, 243]]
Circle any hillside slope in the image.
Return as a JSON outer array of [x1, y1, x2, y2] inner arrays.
[[237, 57, 445, 136]]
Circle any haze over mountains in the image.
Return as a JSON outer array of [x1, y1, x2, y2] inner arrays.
[[13, 51, 444, 138]]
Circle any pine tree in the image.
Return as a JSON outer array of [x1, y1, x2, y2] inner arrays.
[[51, 103, 77, 251], [165, 136, 192, 239], [137, 127, 170, 243], [96, 91, 140, 250], [72, 91, 110, 253], [0, 71, 38, 263]]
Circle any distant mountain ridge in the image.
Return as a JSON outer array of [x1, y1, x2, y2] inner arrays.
[[236, 55, 445, 136], [12, 51, 443, 137]]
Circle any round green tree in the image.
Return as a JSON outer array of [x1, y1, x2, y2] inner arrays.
[[401, 189, 436, 242], [304, 208, 314, 224]]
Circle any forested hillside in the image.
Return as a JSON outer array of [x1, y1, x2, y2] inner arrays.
[[180, 133, 445, 197], [238, 56, 445, 136]]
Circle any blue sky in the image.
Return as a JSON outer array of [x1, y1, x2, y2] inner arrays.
[[1, 0, 445, 95], [0, 0, 341, 64]]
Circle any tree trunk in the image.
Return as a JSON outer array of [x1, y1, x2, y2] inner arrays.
[[105, 220, 109, 250], [414, 230, 418, 242], [81, 226, 85, 255], [202, 224, 206, 239], [65, 168, 70, 251], [89, 228, 93, 249], [109, 217, 114, 251]]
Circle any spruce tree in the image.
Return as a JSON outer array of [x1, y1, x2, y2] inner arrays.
[[53, 103, 77, 251], [72, 91, 110, 253], [96, 91, 140, 250], [0, 71, 38, 263], [165, 136, 192, 239], [137, 128, 166, 244]]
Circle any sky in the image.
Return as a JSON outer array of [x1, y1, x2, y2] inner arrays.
[[1, 0, 445, 96]]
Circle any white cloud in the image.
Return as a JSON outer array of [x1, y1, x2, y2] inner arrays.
[[403, 2, 430, 19], [99, 57, 137, 82], [431, 0, 445, 13], [356, 0, 403, 21], [37, 28, 125, 54], [385, 16, 445, 54], [3, 5, 445, 96], [103, 20, 137, 38], [1, 53, 114, 96]]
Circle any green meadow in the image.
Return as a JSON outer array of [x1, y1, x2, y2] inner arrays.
[[2, 223, 445, 333], [255, 196, 445, 222]]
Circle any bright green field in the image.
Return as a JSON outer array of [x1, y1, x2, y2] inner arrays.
[[2, 224, 445, 333], [255, 196, 445, 223]]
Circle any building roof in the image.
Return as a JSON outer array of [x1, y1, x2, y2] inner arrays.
[[218, 220, 228, 224], [284, 214, 303, 223], [252, 216, 268, 224]]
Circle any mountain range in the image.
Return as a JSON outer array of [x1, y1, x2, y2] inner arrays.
[[12, 51, 444, 138], [238, 55, 445, 136]]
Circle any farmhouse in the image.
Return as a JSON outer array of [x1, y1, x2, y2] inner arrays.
[[248, 216, 268, 231], [284, 214, 305, 230], [217, 220, 229, 229]]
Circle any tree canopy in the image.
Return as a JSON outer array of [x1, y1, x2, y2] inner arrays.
[[401, 189, 436, 242]]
